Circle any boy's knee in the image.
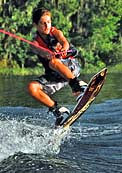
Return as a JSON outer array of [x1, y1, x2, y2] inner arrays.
[[49, 58, 61, 68], [28, 81, 42, 94]]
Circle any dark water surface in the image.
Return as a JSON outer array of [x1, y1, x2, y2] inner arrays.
[[0, 72, 122, 173]]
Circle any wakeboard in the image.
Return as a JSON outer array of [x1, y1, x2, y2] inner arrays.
[[60, 68, 107, 129]]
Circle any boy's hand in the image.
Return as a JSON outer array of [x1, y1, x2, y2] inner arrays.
[[60, 48, 67, 58]]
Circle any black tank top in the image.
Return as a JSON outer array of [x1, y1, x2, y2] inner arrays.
[[37, 32, 66, 81]]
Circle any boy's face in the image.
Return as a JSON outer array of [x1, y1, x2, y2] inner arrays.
[[36, 15, 51, 35]]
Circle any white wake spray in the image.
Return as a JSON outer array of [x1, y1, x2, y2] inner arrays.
[[0, 118, 70, 161]]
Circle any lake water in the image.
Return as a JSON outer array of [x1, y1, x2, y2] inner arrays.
[[0, 72, 122, 173]]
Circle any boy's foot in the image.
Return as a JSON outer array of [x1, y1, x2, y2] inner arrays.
[[76, 84, 87, 102], [69, 77, 87, 99], [55, 107, 70, 126], [55, 115, 64, 127], [49, 105, 70, 126]]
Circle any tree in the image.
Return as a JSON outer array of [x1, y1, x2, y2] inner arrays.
[[0, 0, 40, 68], [70, 0, 122, 66], [0, 0, 121, 69]]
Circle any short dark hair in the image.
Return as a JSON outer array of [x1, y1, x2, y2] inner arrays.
[[32, 8, 51, 24]]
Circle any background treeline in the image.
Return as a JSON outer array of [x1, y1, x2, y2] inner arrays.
[[0, 0, 122, 70]]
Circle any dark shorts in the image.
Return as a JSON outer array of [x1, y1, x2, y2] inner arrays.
[[35, 75, 68, 95], [34, 58, 80, 95]]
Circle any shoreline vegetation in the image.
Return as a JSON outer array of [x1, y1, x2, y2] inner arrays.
[[0, 1, 121, 76], [0, 63, 121, 76], [0, 0, 122, 76]]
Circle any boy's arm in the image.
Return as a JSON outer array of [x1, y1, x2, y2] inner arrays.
[[53, 29, 69, 52]]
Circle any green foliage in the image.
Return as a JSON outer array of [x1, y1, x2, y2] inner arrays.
[[0, 58, 19, 68], [84, 14, 120, 65], [0, 67, 43, 76], [91, 16, 118, 50], [0, 0, 121, 73], [0, 0, 40, 68], [108, 63, 122, 73], [51, 9, 72, 37], [74, 0, 122, 66]]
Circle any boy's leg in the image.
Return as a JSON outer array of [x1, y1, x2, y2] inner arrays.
[[28, 80, 69, 126], [49, 57, 87, 96], [49, 57, 75, 80], [28, 81, 55, 107]]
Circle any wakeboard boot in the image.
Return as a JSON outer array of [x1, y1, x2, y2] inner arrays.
[[69, 77, 87, 101], [49, 103, 70, 126]]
